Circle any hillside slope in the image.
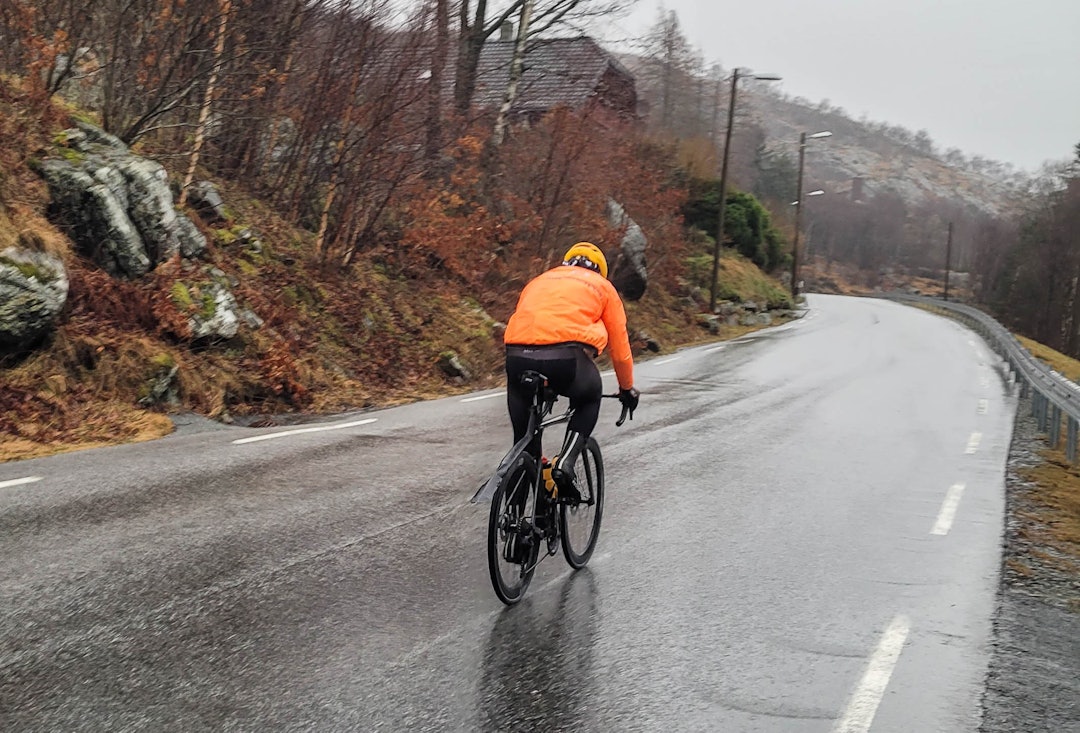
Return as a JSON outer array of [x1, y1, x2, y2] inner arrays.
[[749, 90, 1021, 217], [617, 51, 1023, 218], [0, 84, 790, 463]]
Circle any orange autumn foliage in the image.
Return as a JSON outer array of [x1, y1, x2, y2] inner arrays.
[[398, 109, 690, 300]]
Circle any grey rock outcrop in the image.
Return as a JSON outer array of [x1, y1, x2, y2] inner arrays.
[[189, 281, 240, 340], [437, 351, 472, 381], [187, 180, 229, 224], [174, 269, 245, 341], [36, 121, 206, 278], [0, 245, 69, 351], [606, 199, 648, 301]]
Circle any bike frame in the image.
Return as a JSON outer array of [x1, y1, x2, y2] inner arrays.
[[472, 373, 627, 505], [471, 378, 569, 504]]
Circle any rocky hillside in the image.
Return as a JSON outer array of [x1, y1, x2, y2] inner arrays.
[[618, 50, 1025, 219], [0, 79, 794, 463], [748, 89, 1023, 217]]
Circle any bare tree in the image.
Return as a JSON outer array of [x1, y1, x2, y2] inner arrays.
[[179, 0, 232, 207]]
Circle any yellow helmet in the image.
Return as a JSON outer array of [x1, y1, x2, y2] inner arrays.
[[562, 242, 608, 279]]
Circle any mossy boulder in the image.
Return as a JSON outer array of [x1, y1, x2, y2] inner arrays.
[[36, 121, 206, 277], [0, 245, 69, 351]]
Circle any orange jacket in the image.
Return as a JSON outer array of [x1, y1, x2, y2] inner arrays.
[[504, 265, 634, 390]]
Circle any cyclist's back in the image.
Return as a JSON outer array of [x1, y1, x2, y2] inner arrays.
[[503, 242, 639, 499]]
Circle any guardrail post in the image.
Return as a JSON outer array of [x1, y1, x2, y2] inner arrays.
[[1050, 404, 1062, 448], [1068, 418, 1078, 463]]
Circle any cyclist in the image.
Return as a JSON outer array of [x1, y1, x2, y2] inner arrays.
[[503, 242, 640, 502]]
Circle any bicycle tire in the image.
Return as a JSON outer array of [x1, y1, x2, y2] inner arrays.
[[487, 452, 541, 605], [559, 437, 604, 568]]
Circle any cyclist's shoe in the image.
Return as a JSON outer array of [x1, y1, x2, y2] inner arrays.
[[552, 431, 586, 503], [550, 465, 581, 504]]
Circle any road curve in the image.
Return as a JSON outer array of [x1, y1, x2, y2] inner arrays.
[[0, 294, 1013, 732]]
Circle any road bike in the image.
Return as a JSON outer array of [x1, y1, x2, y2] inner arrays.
[[472, 371, 629, 605]]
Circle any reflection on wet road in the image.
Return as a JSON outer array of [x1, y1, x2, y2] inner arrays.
[[0, 295, 1013, 732]]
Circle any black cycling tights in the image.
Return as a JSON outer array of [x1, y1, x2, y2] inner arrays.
[[505, 345, 602, 447]]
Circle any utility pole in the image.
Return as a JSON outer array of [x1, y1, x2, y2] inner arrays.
[[790, 131, 807, 299], [788, 130, 831, 299], [944, 221, 953, 301], [708, 68, 741, 313], [707, 68, 780, 312]]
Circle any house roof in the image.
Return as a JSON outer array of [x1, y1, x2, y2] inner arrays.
[[473, 36, 634, 113]]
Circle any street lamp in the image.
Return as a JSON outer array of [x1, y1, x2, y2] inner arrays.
[[709, 67, 782, 312], [790, 130, 832, 298]]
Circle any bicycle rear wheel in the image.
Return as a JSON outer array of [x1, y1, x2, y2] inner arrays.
[[487, 453, 541, 605], [559, 437, 604, 568]]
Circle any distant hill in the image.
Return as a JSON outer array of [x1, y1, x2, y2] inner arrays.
[[616, 51, 1026, 219], [749, 90, 1023, 217]]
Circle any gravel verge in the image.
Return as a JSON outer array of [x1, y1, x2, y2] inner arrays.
[[981, 397, 1080, 732]]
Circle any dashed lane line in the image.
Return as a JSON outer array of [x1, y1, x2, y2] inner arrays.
[[833, 614, 912, 733], [930, 483, 966, 536], [232, 418, 378, 445], [965, 432, 982, 454], [652, 356, 682, 366], [978, 399, 989, 414], [0, 476, 42, 489], [460, 392, 506, 403]]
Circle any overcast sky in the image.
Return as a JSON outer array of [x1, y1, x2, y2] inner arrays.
[[596, 0, 1079, 172]]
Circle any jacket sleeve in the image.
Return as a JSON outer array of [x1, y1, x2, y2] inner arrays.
[[601, 283, 634, 390]]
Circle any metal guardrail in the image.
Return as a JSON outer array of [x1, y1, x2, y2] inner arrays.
[[887, 294, 1080, 463]]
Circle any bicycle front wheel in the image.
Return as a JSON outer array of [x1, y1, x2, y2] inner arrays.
[[559, 437, 604, 568], [487, 453, 541, 605]]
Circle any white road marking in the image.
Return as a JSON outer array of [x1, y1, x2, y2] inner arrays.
[[833, 614, 911, 733], [232, 418, 377, 445], [931, 483, 966, 536], [965, 432, 982, 454], [977, 399, 988, 414], [460, 392, 506, 403], [704, 344, 728, 353], [652, 357, 681, 366], [0, 476, 42, 489]]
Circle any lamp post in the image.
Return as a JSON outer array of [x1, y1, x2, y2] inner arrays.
[[790, 130, 832, 298], [708, 67, 782, 312], [943, 221, 953, 301]]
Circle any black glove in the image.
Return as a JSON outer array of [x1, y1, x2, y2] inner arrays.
[[618, 387, 640, 417]]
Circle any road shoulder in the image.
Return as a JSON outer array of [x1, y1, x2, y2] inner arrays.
[[981, 398, 1080, 732]]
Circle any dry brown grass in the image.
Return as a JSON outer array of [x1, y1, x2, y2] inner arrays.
[[1015, 335, 1080, 382], [1013, 338, 1080, 570], [802, 257, 977, 302], [0, 407, 172, 462], [1020, 448, 1080, 568]]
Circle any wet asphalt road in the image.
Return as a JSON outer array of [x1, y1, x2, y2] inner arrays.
[[0, 294, 1015, 732]]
